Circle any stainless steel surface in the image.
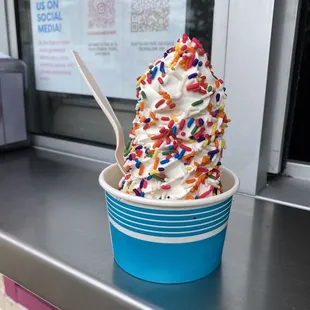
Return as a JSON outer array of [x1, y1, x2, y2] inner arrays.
[[285, 161, 310, 181], [1, 149, 310, 310], [257, 175, 310, 211]]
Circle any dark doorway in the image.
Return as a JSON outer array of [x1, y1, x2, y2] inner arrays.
[[288, 0, 310, 162]]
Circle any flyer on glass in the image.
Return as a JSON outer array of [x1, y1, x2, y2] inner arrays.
[[30, 0, 187, 99]]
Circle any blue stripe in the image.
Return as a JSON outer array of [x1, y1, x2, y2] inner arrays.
[[108, 206, 230, 233], [106, 192, 232, 216], [106, 195, 232, 221], [107, 199, 231, 227], [107, 195, 231, 218], [108, 211, 230, 237]]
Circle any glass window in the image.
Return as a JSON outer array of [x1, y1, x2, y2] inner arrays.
[[16, 0, 215, 147]]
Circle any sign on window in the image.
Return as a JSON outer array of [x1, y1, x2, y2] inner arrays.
[[30, 0, 186, 99]]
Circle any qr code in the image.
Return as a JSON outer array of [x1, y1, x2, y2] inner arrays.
[[131, 0, 170, 32], [88, 0, 115, 29]]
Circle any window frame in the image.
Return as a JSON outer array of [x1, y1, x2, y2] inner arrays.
[[5, 0, 280, 196]]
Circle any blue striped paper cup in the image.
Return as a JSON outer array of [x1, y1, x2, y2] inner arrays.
[[99, 163, 239, 284]]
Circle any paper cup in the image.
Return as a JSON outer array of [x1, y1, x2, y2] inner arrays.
[[99, 163, 239, 284]]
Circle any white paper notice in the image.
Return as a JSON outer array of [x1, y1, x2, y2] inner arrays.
[[30, 0, 187, 99]]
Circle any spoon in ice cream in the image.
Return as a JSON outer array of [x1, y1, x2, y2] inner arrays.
[[72, 51, 126, 175]]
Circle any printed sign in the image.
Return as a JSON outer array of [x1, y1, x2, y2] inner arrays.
[[30, 0, 187, 99]]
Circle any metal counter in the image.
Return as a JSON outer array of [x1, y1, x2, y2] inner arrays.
[[0, 149, 309, 310]]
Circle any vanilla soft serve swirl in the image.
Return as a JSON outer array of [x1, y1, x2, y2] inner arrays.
[[118, 34, 230, 200]]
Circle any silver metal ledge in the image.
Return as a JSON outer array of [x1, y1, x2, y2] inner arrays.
[[1, 149, 310, 310]]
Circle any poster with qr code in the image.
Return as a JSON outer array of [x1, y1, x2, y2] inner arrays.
[[29, 0, 186, 99]]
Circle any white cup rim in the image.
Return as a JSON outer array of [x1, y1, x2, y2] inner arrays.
[[99, 163, 239, 209]]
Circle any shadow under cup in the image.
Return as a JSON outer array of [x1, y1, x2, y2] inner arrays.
[[99, 163, 239, 284]]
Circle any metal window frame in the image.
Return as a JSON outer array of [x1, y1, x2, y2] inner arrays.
[[224, 0, 275, 195], [5, 0, 18, 58], [211, 0, 230, 80], [6, 1, 231, 153], [31, 134, 115, 166], [0, 0, 9, 55], [5, 0, 280, 196], [262, 0, 301, 174], [285, 161, 310, 181]]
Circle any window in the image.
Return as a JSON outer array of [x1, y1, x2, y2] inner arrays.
[[16, 0, 215, 148]]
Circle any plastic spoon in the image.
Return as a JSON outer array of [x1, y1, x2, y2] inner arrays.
[[71, 51, 126, 175]]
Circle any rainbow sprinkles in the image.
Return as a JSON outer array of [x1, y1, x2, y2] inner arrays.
[[119, 34, 230, 200]]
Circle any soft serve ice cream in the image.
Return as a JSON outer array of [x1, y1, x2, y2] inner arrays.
[[118, 34, 230, 200]]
